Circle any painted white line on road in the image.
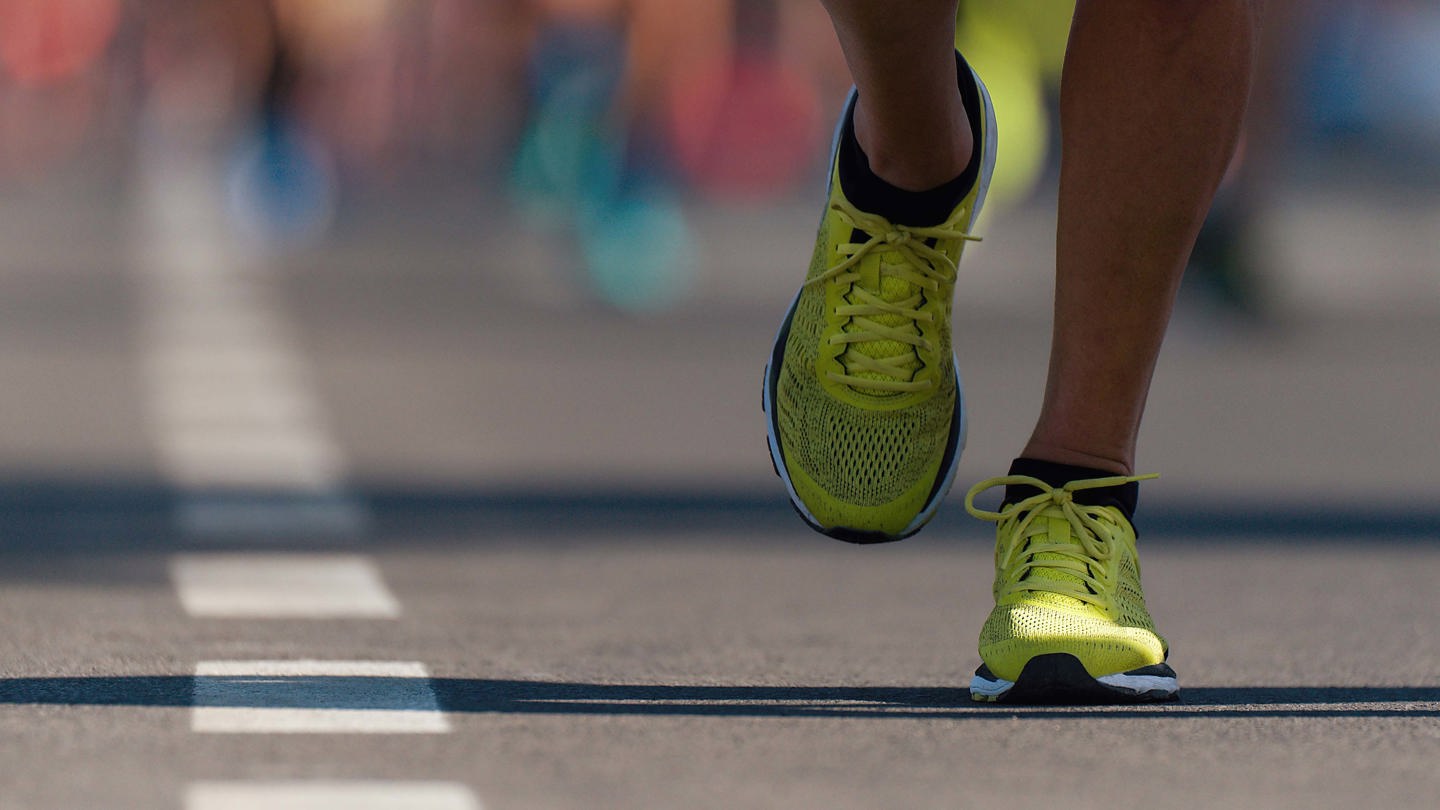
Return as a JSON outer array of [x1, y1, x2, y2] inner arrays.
[[146, 343, 304, 381], [172, 554, 399, 618], [135, 152, 368, 540], [157, 428, 342, 466], [143, 324, 289, 352], [141, 307, 287, 343], [140, 282, 267, 315], [140, 270, 263, 294], [161, 458, 343, 491], [148, 384, 320, 429], [185, 781, 481, 810], [139, 328, 294, 359], [163, 462, 345, 492], [192, 660, 450, 734], [135, 254, 260, 282], [158, 430, 346, 491], [176, 494, 369, 538]]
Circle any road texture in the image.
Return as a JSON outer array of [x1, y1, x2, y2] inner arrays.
[[0, 190, 1436, 809]]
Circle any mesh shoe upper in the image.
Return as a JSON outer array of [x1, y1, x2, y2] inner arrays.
[[773, 167, 979, 533], [766, 60, 994, 541], [775, 228, 961, 508], [965, 474, 1169, 682]]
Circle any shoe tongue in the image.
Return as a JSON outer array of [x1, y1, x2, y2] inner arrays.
[[844, 231, 921, 390], [1018, 511, 1093, 608]]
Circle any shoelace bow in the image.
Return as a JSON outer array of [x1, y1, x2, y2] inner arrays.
[[964, 474, 1158, 608], [806, 198, 980, 393]]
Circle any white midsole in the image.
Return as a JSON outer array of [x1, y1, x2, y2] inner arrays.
[[970, 670, 1179, 697], [1096, 672, 1180, 694], [969, 674, 1012, 698]]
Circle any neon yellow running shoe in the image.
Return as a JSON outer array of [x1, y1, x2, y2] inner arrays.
[[762, 60, 996, 544], [964, 474, 1179, 703]]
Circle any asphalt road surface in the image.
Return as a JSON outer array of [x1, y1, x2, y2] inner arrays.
[[0, 190, 1437, 809]]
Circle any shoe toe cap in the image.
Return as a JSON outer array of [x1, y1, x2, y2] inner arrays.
[[783, 456, 936, 540], [979, 603, 1167, 683]]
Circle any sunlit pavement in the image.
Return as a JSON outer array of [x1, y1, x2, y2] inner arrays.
[[0, 198, 1438, 809]]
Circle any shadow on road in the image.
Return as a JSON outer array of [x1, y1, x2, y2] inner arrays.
[[4, 477, 1440, 553], [0, 676, 1436, 719]]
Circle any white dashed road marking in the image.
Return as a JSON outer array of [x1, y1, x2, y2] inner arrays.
[[140, 139, 450, 802], [185, 781, 481, 810], [191, 661, 450, 734], [171, 555, 401, 618], [149, 383, 318, 428], [133, 151, 366, 538], [155, 428, 346, 490], [175, 494, 368, 539]]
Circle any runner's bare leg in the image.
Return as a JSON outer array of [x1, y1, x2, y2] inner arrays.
[[819, 0, 971, 191], [1023, 0, 1259, 472]]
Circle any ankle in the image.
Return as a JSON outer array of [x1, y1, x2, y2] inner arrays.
[[852, 100, 973, 192], [1017, 440, 1133, 476]]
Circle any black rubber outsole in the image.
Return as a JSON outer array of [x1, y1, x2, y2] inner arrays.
[[974, 654, 1180, 705]]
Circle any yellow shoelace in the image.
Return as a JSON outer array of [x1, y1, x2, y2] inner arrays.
[[964, 474, 1158, 608], [806, 198, 980, 393]]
